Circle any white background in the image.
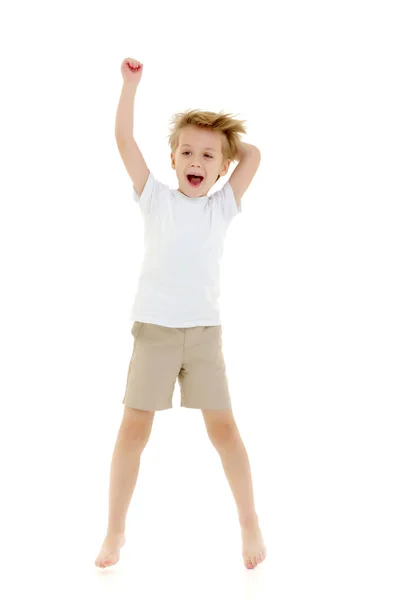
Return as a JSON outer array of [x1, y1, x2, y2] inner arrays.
[[1, 0, 399, 598]]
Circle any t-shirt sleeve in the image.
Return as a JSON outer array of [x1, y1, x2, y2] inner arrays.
[[132, 171, 169, 217], [212, 179, 242, 225]]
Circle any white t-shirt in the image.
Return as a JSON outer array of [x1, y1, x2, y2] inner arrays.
[[130, 171, 242, 327]]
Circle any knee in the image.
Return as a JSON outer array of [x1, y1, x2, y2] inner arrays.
[[120, 414, 153, 448], [207, 422, 240, 449], [120, 423, 151, 449]]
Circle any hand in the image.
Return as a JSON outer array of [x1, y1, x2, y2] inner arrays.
[[120, 57, 143, 86]]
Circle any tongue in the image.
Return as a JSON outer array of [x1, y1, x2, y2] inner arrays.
[[188, 175, 202, 186]]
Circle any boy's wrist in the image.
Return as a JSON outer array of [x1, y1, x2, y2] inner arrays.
[[122, 80, 138, 93]]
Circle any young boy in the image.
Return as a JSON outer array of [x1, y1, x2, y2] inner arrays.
[[95, 57, 266, 570]]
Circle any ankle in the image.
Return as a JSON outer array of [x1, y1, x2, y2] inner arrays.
[[239, 513, 259, 528], [106, 529, 125, 537]]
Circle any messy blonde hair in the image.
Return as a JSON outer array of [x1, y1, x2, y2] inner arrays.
[[167, 109, 247, 182]]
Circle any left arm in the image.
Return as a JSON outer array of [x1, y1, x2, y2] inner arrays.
[[228, 142, 261, 207]]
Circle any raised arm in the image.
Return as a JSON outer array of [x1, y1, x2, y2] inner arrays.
[[115, 58, 150, 197], [228, 141, 261, 206]]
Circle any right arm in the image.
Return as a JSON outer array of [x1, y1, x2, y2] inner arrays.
[[115, 79, 149, 197]]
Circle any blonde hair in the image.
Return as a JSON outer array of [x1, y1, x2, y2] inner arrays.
[[167, 109, 247, 182]]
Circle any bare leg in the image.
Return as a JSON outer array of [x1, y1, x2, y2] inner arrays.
[[95, 406, 155, 568], [215, 435, 267, 569], [202, 408, 267, 570]]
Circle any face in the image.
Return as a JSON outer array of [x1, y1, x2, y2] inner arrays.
[[171, 125, 230, 197]]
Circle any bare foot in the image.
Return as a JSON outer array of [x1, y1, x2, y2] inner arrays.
[[95, 532, 126, 568], [241, 518, 267, 569]]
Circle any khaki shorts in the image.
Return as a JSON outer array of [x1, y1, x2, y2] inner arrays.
[[122, 321, 232, 411]]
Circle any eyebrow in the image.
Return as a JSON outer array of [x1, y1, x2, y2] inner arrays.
[[181, 144, 217, 152]]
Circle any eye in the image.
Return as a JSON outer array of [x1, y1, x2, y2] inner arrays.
[[182, 151, 213, 158]]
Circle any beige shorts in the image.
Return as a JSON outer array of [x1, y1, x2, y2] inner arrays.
[[122, 321, 232, 411]]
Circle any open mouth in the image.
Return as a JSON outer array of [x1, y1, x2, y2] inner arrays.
[[186, 174, 204, 187]]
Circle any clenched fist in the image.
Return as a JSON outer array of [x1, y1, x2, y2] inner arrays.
[[121, 58, 143, 85]]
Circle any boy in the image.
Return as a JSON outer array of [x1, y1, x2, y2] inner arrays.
[[95, 57, 266, 570]]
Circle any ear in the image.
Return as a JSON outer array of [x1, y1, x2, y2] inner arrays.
[[220, 159, 230, 177], [171, 152, 175, 169]]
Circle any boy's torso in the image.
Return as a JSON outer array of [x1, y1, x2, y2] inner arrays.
[[131, 174, 240, 327]]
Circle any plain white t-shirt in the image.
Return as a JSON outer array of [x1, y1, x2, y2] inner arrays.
[[130, 171, 242, 327]]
